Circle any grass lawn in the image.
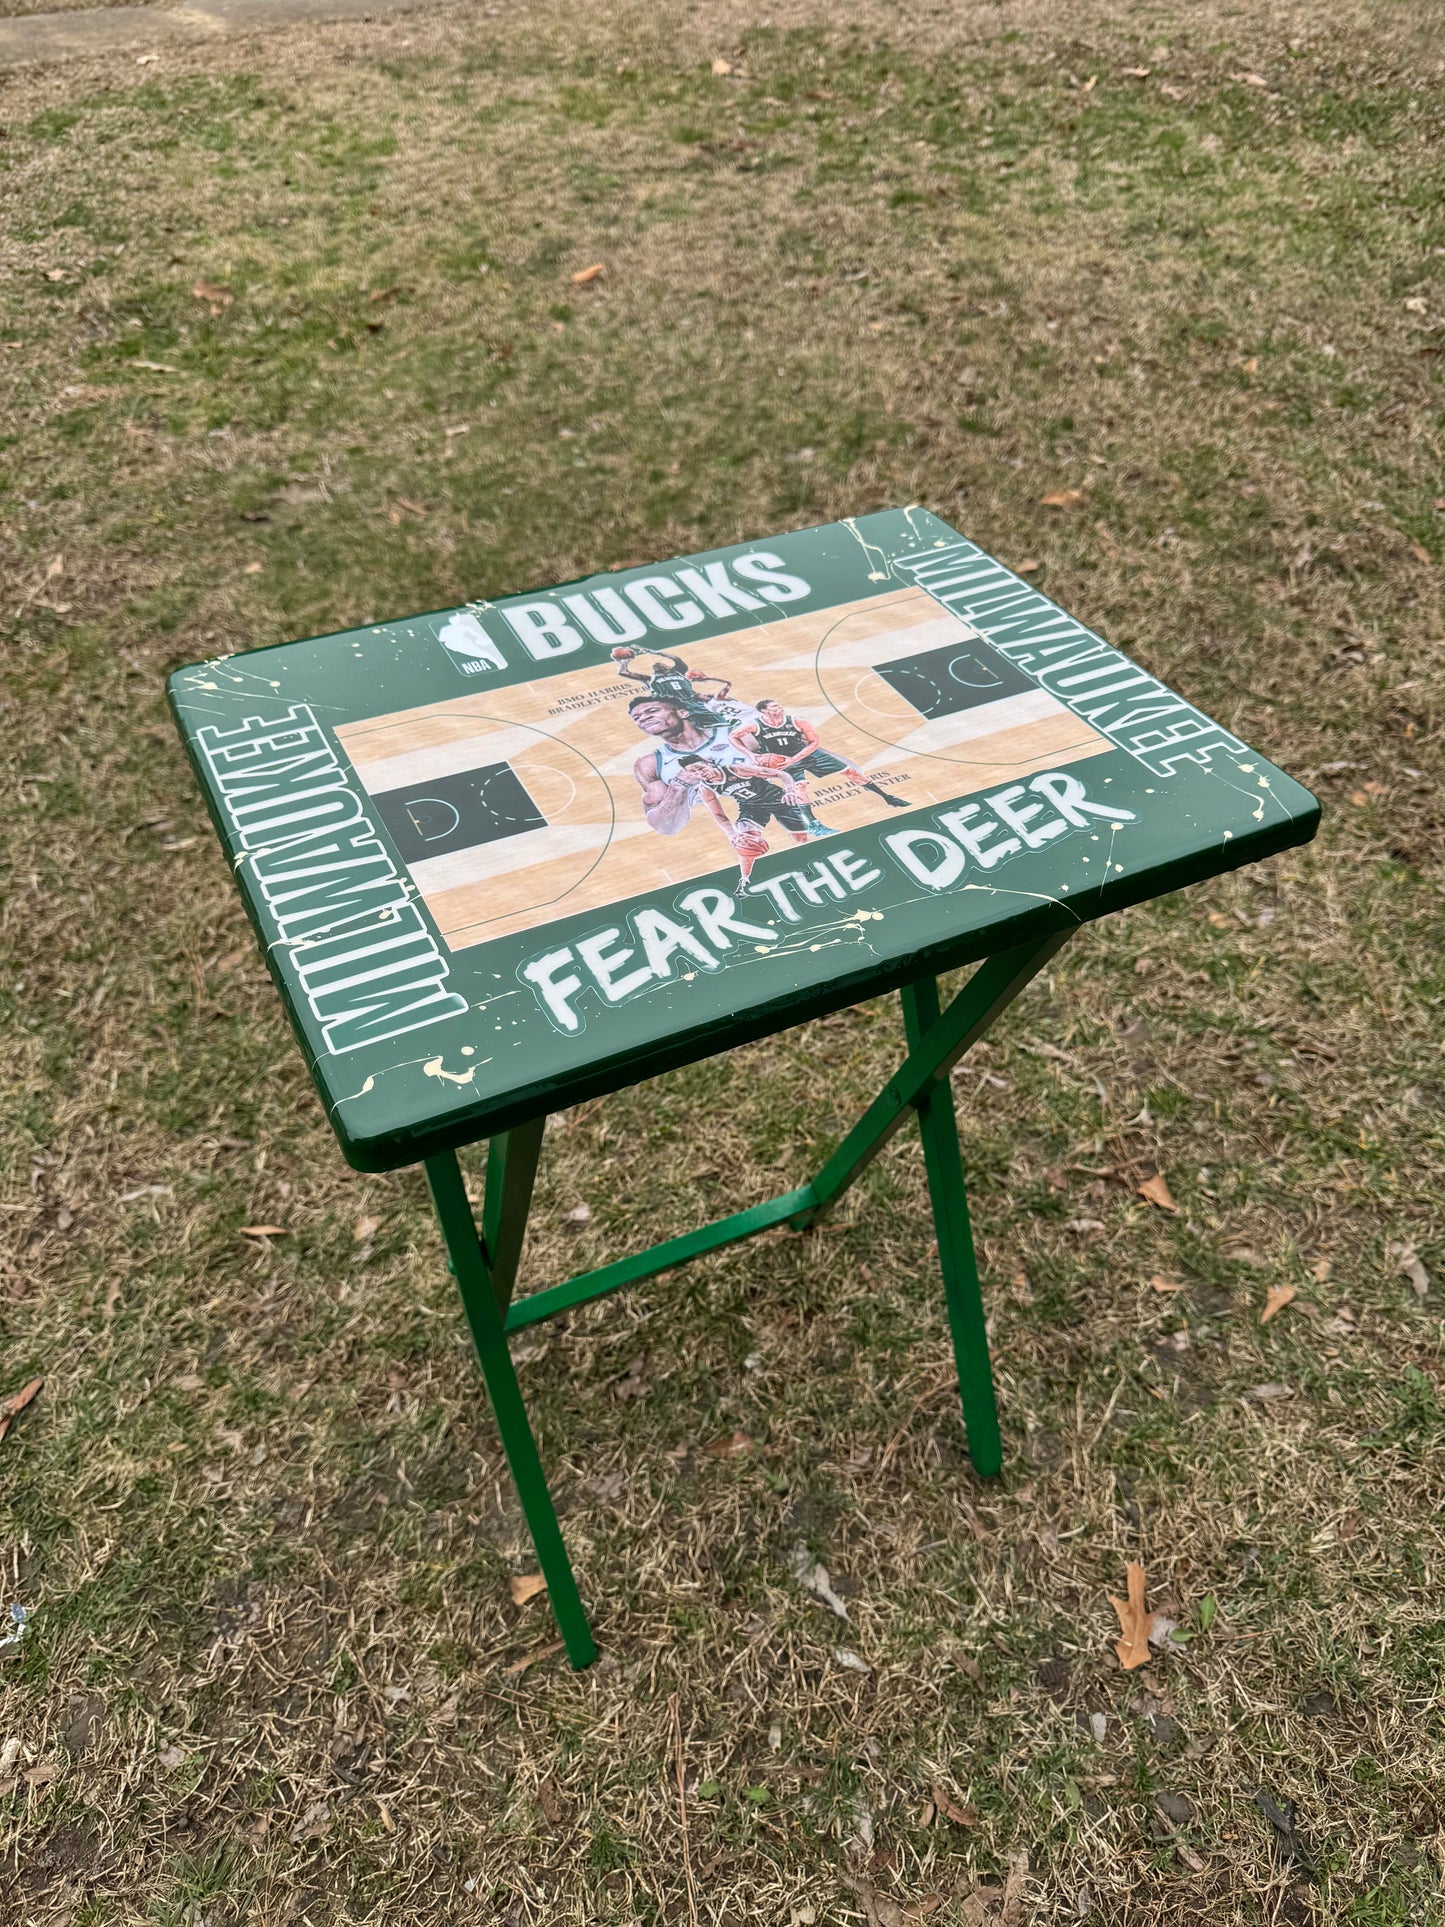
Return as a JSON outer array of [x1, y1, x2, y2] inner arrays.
[[2, 0, 1444, 1920], [0, 2, 151, 17]]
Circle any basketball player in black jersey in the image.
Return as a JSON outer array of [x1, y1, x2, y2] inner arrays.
[[730, 699, 909, 809], [675, 750, 830, 895], [613, 647, 736, 724]]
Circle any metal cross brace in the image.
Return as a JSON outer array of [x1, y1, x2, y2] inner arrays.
[[424, 931, 1066, 1668]]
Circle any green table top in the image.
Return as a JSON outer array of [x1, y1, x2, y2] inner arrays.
[[169, 506, 1319, 1171]]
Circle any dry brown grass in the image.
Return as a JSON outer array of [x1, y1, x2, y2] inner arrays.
[[0, 0, 149, 19], [2, 0, 1444, 1921]]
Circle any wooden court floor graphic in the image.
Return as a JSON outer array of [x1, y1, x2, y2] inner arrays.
[[335, 587, 1113, 952]]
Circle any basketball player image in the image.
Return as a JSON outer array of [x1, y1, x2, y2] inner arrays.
[[613, 648, 752, 728], [675, 751, 830, 895], [630, 697, 831, 894], [730, 699, 910, 810]]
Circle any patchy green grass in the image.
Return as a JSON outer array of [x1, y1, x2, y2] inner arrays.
[[2, 1, 1444, 1922]]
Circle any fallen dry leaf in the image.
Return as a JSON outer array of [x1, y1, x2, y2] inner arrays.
[[1138, 1172, 1178, 1213], [1109, 1561, 1155, 1670], [838, 1872, 908, 1927], [702, 1430, 753, 1456], [191, 279, 233, 306], [1260, 1282, 1297, 1324], [1016, 557, 1041, 573], [1001, 1853, 1029, 1927], [931, 1783, 981, 1826], [1248, 1382, 1292, 1402], [1311, 1257, 1332, 1284], [0, 1376, 43, 1421], [505, 1638, 564, 1675], [561, 1201, 592, 1227], [0, 1376, 43, 1448], [242, 561, 263, 575], [1149, 1275, 1184, 1294], [1396, 1246, 1430, 1296], [710, 56, 733, 75], [536, 1774, 565, 1825], [1040, 487, 1086, 508], [45, 555, 63, 581], [789, 1543, 850, 1620], [1408, 540, 1431, 565], [1081, 74, 1098, 92], [133, 361, 178, 373], [612, 1360, 650, 1400], [571, 263, 606, 285], [509, 1573, 548, 1607], [290, 1797, 330, 1842], [353, 1214, 380, 1242], [238, 1224, 288, 1238], [368, 286, 400, 303], [1232, 70, 1268, 87], [1120, 65, 1151, 77]]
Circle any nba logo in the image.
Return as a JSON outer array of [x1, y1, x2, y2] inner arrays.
[[438, 609, 508, 676]]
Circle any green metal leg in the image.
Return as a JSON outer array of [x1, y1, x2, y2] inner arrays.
[[425, 1144, 597, 1670], [481, 1115, 545, 1312], [899, 977, 1003, 1478], [420, 942, 1066, 1657]]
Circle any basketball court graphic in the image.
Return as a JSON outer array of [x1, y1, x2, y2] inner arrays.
[[335, 585, 1112, 952], [370, 762, 549, 865]]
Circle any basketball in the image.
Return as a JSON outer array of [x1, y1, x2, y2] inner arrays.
[[610, 646, 636, 662], [732, 824, 770, 856], [755, 753, 789, 769], [684, 668, 705, 680]]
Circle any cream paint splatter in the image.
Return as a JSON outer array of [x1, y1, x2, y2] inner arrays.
[[957, 881, 1085, 924], [336, 1049, 495, 1103], [1102, 814, 1133, 888], [1208, 758, 1282, 826], [739, 904, 891, 968], [424, 1056, 478, 1087], [842, 518, 890, 582]]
